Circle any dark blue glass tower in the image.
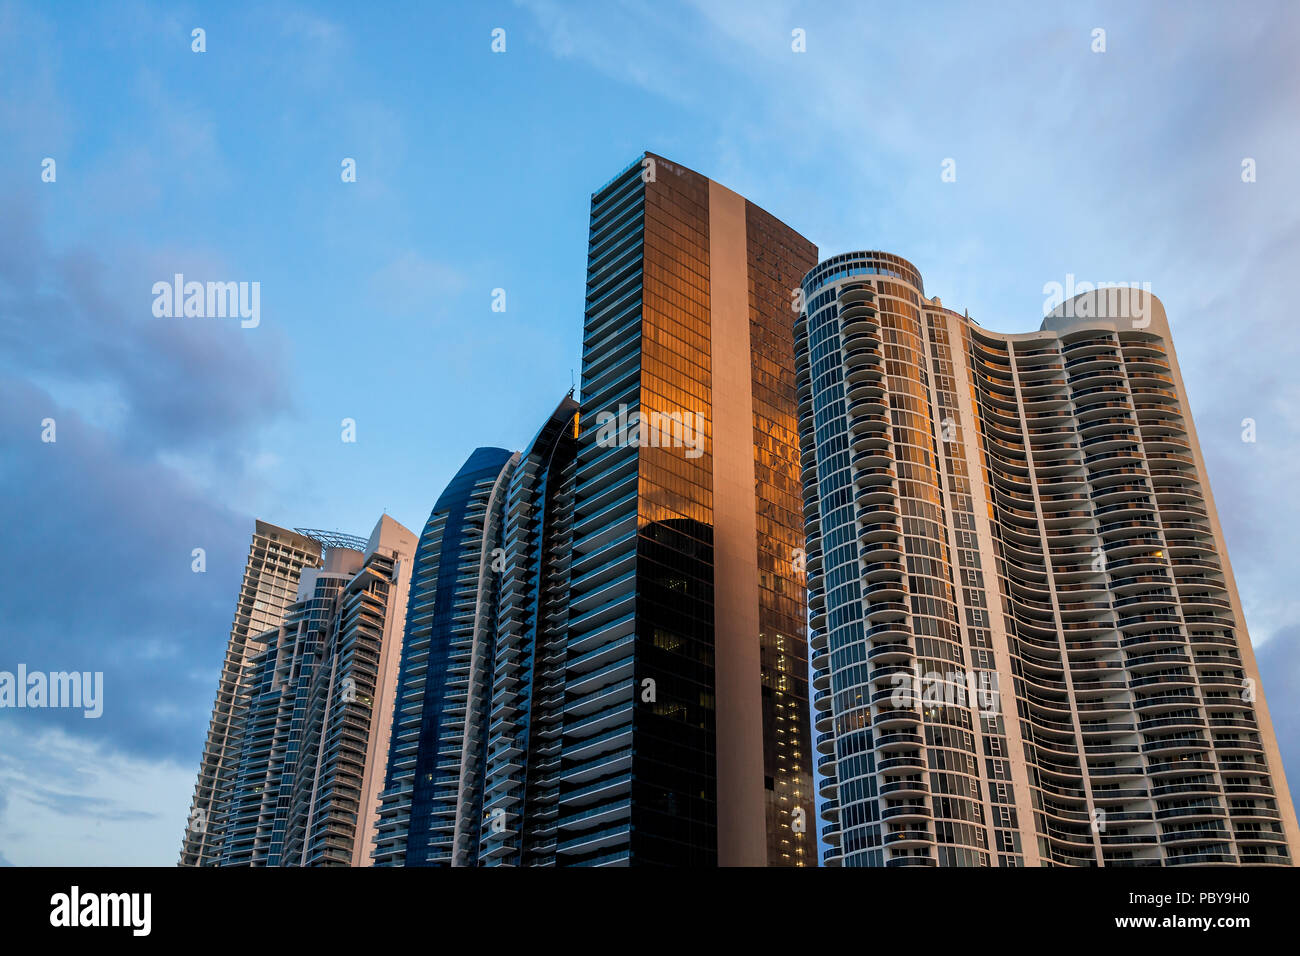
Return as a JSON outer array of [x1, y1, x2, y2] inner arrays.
[[372, 447, 517, 865]]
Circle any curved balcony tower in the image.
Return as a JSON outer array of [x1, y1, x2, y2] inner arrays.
[[372, 447, 517, 866], [797, 251, 1298, 867]]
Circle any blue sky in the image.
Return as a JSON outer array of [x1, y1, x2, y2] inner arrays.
[[2, 0, 1299, 865]]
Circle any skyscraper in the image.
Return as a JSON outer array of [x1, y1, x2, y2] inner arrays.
[[560, 153, 818, 865], [372, 447, 518, 866], [373, 401, 588, 868], [797, 251, 1300, 866], [372, 152, 819, 868], [479, 396, 580, 866], [292, 517, 415, 866], [181, 522, 325, 866], [217, 515, 416, 866]]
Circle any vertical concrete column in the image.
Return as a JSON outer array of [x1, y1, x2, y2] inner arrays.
[[709, 181, 766, 866]]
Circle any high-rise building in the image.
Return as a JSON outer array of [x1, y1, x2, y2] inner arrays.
[[372, 447, 518, 866], [205, 516, 415, 867], [181, 522, 325, 866], [220, 552, 354, 867], [479, 396, 580, 866], [342, 517, 418, 865], [797, 250, 1300, 866], [559, 153, 818, 865], [372, 400, 586, 868], [373, 154, 818, 868]]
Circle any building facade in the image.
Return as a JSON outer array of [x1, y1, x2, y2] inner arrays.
[[370, 152, 819, 867], [210, 516, 415, 867], [372, 401, 588, 867], [372, 447, 518, 866], [479, 397, 580, 866], [558, 153, 818, 865], [181, 522, 325, 866], [797, 250, 1300, 866]]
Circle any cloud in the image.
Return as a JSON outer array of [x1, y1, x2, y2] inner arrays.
[[0, 378, 253, 763], [0, 192, 293, 460], [370, 250, 468, 315], [0, 193, 298, 769], [280, 7, 345, 53], [518, 0, 711, 107], [1256, 629, 1300, 823], [0, 1, 70, 159], [0, 726, 191, 865], [276, 5, 347, 82]]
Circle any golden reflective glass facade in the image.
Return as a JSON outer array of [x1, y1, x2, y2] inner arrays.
[[636, 157, 718, 863], [566, 153, 816, 865], [745, 204, 818, 865]]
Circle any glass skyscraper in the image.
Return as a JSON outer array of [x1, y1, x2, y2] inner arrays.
[[371, 153, 820, 867], [797, 251, 1300, 866], [372, 447, 518, 866], [372, 401, 587, 867], [479, 397, 580, 866], [557, 153, 818, 865]]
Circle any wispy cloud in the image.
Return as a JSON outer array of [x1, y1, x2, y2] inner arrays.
[[371, 250, 468, 316], [0, 726, 191, 865]]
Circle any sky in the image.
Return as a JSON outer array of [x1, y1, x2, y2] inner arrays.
[[1, 0, 1299, 866]]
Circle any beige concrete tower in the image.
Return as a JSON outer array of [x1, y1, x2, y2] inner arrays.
[[181, 522, 323, 866]]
